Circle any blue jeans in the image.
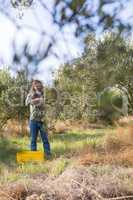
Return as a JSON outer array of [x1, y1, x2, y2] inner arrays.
[[29, 120, 51, 155]]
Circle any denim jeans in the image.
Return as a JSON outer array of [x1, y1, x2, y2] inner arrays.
[[29, 120, 51, 155]]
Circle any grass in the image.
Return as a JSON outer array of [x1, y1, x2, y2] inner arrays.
[[79, 125, 133, 166], [3, 125, 133, 185], [0, 128, 107, 184], [1, 124, 133, 199], [0, 138, 19, 167], [1, 119, 133, 200], [51, 129, 107, 157]]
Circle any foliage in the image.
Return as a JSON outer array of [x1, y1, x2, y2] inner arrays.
[[0, 33, 133, 128], [98, 86, 128, 122], [54, 61, 97, 121], [0, 68, 14, 128], [91, 33, 133, 114], [0, 68, 31, 131], [53, 33, 133, 122]]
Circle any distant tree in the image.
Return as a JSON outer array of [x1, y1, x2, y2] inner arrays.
[[0, 68, 14, 129], [53, 59, 97, 121], [53, 33, 133, 122], [0, 68, 31, 132], [86, 33, 133, 114]]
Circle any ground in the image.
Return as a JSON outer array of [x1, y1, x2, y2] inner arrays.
[[0, 125, 133, 200], [0, 128, 108, 181]]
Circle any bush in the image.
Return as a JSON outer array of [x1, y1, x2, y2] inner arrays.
[[98, 86, 128, 122]]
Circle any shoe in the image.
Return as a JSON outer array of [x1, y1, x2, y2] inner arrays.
[[44, 153, 52, 160], [45, 153, 52, 160]]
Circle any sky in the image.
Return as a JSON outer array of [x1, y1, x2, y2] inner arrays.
[[0, 0, 133, 85], [0, 0, 84, 85]]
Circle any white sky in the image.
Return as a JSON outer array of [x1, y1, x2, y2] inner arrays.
[[0, 2, 83, 85], [0, 0, 133, 85]]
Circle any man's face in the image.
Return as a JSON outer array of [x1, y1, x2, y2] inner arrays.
[[34, 83, 42, 91]]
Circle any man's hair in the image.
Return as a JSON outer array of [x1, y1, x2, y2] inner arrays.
[[31, 79, 44, 95]]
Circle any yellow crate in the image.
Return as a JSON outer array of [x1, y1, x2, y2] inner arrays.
[[16, 151, 45, 163]]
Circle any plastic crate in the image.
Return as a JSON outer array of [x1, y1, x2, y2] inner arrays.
[[16, 151, 45, 163]]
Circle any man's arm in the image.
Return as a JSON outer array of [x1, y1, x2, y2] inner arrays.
[[25, 93, 31, 106], [25, 93, 43, 106], [31, 97, 43, 106]]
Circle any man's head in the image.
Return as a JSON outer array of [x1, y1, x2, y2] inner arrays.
[[31, 80, 44, 93]]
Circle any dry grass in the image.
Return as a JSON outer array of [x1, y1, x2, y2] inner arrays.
[[1, 166, 133, 200], [80, 149, 133, 166], [0, 183, 27, 200], [79, 123, 133, 166], [116, 116, 133, 127], [54, 120, 106, 135], [1, 119, 106, 137], [54, 120, 70, 134], [106, 125, 133, 152], [2, 120, 28, 137]]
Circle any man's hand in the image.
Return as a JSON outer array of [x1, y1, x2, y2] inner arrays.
[[31, 97, 43, 105]]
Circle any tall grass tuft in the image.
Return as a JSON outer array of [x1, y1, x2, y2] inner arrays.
[[80, 123, 133, 166]]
